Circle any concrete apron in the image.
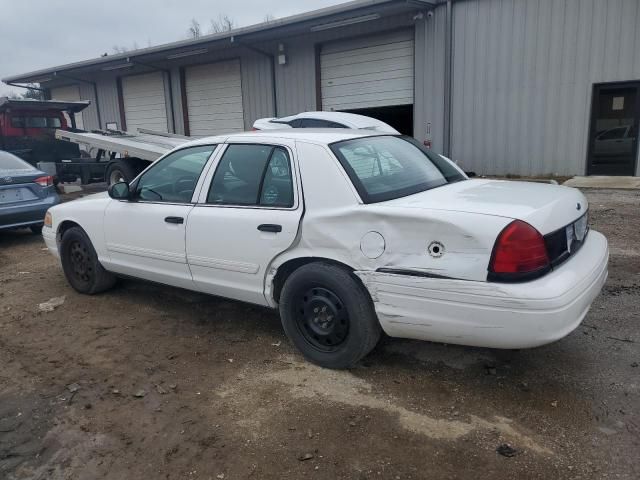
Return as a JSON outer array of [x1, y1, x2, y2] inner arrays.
[[563, 176, 640, 189]]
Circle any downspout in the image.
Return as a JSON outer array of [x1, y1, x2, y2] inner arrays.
[[443, 0, 453, 156], [53, 72, 103, 129], [233, 39, 279, 117]]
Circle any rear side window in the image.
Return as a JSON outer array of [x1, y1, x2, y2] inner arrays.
[[207, 144, 294, 208], [0, 151, 33, 170], [300, 118, 346, 128], [330, 135, 466, 203]]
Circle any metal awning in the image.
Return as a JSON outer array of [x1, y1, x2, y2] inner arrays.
[[2, 0, 437, 85]]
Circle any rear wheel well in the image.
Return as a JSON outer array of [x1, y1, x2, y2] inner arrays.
[[272, 257, 357, 304]]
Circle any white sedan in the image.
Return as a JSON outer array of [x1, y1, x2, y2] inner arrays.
[[253, 111, 399, 133], [43, 130, 608, 369]]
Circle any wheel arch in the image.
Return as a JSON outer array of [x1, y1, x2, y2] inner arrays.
[[57, 219, 82, 243], [269, 256, 362, 305]]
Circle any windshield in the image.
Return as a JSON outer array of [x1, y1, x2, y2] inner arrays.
[[330, 136, 466, 203], [0, 151, 34, 171]]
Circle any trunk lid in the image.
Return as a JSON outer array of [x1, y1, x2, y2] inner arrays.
[[0, 168, 50, 205], [380, 179, 587, 234]]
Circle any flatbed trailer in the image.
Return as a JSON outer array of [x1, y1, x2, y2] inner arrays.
[[53, 128, 190, 185]]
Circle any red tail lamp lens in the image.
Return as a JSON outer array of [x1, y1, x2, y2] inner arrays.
[[34, 176, 54, 187], [490, 220, 549, 275]]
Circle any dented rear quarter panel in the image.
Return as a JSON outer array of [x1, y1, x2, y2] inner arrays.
[[269, 140, 512, 290]]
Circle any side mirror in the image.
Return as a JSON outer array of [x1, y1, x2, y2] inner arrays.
[[108, 181, 130, 200]]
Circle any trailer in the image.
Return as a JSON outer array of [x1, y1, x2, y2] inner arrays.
[[54, 128, 190, 185]]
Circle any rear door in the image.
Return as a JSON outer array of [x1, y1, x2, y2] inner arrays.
[[186, 141, 302, 305]]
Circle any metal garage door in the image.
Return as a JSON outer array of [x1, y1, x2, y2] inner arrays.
[[50, 85, 84, 129], [320, 30, 414, 111], [121, 72, 168, 132], [185, 60, 244, 137]]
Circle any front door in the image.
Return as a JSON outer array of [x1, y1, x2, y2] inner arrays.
[[103, 144, 217, 289], [587, 82, 640, 175], [186, 143, 303, 306]]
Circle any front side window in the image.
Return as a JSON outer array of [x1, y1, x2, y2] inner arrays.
[[135, 145, 215, 203], [330, 136, 466, 203], [207, 144, 294, 208]]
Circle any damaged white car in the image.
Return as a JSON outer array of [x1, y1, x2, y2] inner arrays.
[[43, 130, 609, 369]]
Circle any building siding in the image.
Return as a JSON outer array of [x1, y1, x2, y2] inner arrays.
[[449, 0, 640, 176]]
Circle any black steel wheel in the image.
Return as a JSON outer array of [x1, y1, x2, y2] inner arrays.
[[296, 287, 349, 352], [280, 262, 381, 369], [60, 226, 116, 295]]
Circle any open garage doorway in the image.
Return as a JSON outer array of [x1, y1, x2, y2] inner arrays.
[[342, 104, 413, 136]]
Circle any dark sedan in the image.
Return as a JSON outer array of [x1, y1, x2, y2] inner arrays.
[[0, 151, 59, 234]]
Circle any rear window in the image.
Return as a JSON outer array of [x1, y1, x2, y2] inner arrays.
[[0, 151, 34, 170], [330, 136, 466, 203], [10, 116, 62, 128]]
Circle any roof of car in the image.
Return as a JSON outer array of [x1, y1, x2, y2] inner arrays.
[[278, 111, 390, 127], [184, 128, 391, 148]]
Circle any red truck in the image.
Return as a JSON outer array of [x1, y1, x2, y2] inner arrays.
[[0, 97, 89, 166]]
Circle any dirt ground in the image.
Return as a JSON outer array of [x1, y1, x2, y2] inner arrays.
[[1, 188, 638, 480]]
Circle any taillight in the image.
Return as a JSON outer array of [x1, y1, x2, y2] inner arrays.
[[34, 175, 53, 187], [489, 220, 550, 282]]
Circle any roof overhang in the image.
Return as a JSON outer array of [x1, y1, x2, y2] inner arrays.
[[3, 0, 438, 85]]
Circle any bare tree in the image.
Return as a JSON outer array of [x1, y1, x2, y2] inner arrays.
[[187, 18, 202, 39], [209, 14, 236, 34], [22, 84, 43, 100], [263, 14, 276, 23], [112, 45, 129, 54]]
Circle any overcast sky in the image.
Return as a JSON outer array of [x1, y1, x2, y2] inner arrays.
[[0, 0, 347, 96]]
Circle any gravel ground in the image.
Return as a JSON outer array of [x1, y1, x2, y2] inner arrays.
[[0, 188, 638, 480]]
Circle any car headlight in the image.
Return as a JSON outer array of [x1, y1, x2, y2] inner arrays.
[[44, 211, 52, 228]]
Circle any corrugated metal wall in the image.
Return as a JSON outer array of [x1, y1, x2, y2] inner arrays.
[[449, 0, 640, 176]]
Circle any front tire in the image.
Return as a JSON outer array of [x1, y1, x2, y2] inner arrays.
[[60, 227, 116, 294], [279, 262, 381, 369]]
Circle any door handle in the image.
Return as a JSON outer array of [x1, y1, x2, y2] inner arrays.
[[165, 216, 184, 224], [258, 224, 282, 233]]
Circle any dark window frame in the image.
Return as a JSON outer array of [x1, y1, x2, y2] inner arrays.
[[205, 143, 295, 209]]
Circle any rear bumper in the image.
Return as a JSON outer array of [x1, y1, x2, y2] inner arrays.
[[356, 230, 609, 349], [0, 194, 59, 230]]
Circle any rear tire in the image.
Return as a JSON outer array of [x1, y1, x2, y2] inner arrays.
[[30, 225, 43, 235], [60, 226, 116, 294], [279, 262, 381, 369], [105, 160, 138, 186]]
